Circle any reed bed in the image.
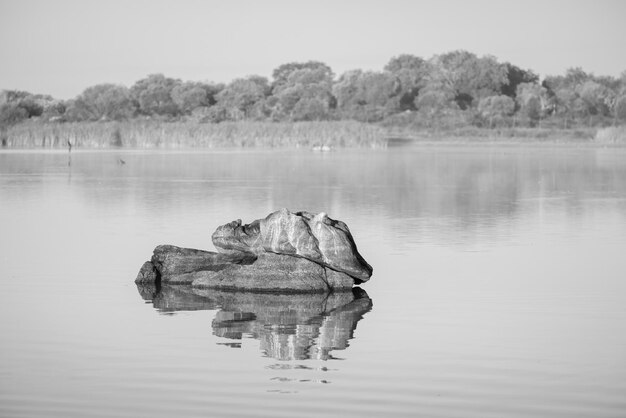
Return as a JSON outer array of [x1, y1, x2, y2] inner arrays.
[[385, 125, 596, 143], [3, 120, 387, 149], [594, 126, 626, 144]]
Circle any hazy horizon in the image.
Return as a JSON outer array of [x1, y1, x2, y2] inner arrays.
[[1, 0, 625, 100]]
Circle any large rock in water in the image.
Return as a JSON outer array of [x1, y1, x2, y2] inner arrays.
[[191, 253, 354, 292], [212, 209, 373, 282], [135, 245, 256, 285], [135, 209, 372, 292]]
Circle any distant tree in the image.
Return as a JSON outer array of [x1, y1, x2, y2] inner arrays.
[[415, 88, 458, 115], [412, 86, 465, 129], [130, 74, 181, 116], [614, 95, 626, 122], [384, 54, 428, 110], [333, 70, 401, 121], [290, 97, 331, 121], [578, 80, 613, 117], [356, 72, 400, 116], [0, 90, 48, 118], [271, 61, 333, 91], [0, 90, 30, 105], [214, 76, 269, 120], [247, 75, 272, 96], [516, 82, 548, 125], [543, 76, 572, 123], [542, 75, 563, 93], [544, 68, 588, 93], [41, 100, 66, 120], [594, 75, 621, 94], [0, 103, 28, 125], [0, 90, 67, 124], [17, 96, 44, 118], [478, 95, 515, 127], [66, 84, 135, 121], [543, 68, 621, 125], [556, 88, 581, 123], [501, 63, 538, 98], [563, 67, 590, 87], [619, 71, 626, 94], [171, 81, 222, 114], [248, 98, 273, 121], [426, 50, 508, 109], [203, 105, 230, 123], [271, 67, 334, 121], [333, 70, 361, 110]]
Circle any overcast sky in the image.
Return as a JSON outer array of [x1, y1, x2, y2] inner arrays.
[[1, 0, 625, 99]]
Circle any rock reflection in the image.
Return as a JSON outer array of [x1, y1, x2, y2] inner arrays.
[[136, 284, 372, 360], [136, 283, 218, 312]]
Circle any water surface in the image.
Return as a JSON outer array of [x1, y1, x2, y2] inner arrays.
[[1, 146, 625, 417]]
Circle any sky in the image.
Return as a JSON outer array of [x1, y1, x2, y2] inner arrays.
[[1, 0, 625, 99]]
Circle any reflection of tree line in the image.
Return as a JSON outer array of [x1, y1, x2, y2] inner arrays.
[[125, 149, 623, 220], [137, 285, 372, 361], [17, 148, 624, 232], [5, 149, 624, 231]]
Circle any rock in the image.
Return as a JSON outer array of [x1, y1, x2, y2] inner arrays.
[[191, 253, 354, 293], [259, 210, 322, 261], [211, 219, 265, 255], [136, 209, 372, 291], [301, 211, 373, 282], [140, 244, 256, 284], [152, 245, 218, 277], [135, 261, 158, 284], [212, 208, 373, 282]]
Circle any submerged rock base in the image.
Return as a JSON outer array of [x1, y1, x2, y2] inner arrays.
[[135, 209, 373, 292]]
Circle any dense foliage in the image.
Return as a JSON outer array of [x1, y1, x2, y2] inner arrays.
[[2, 50, 626, 129]]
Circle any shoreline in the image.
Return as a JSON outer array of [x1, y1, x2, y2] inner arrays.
[[2, 140, 624, 152], [1, 120, 624, 149]]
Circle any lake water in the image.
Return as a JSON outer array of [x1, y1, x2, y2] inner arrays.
[[1, 146, 625, 418]]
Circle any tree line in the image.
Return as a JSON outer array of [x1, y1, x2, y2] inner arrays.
[[2, 50, 626, 129]]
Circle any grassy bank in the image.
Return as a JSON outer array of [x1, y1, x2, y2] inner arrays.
[[1, 120, 388, 149], [2, 120, 624, 149]]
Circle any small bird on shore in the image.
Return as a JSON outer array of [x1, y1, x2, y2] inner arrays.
[[118, 158, 126, 165]]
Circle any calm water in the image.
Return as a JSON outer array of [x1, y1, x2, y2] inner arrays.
[[1, 146, 625, 418]]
